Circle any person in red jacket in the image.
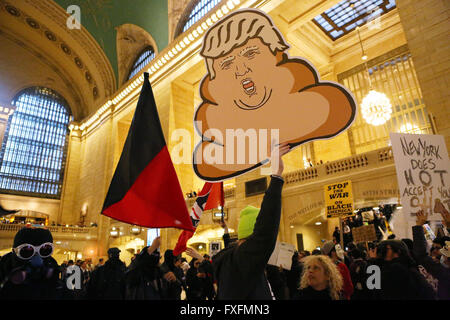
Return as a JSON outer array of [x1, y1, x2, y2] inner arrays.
[[321, 241, 354, 300]]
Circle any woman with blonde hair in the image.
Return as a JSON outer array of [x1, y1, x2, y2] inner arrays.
[[293, 255, 343, 300]]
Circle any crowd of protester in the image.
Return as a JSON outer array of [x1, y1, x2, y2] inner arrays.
[[1, 212, 448, 301], [0, 145, 449, 300]]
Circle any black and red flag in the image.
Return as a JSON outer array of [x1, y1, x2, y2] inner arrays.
[[102, 72, 193, 231], [173, 182, 224, 255]]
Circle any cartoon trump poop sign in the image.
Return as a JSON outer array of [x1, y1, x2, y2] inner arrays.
[[193, 9, 357, 181]]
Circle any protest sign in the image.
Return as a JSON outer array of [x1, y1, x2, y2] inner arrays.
[[324, 180, 354, 218], [268, 242, 296, 271], [390, 133, 450, 234], [352, 224, 377, 243]]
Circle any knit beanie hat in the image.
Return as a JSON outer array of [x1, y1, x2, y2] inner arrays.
[[13, 227, 53, 248], [321, 241, 335, 256], [237, 206, 260, 240]]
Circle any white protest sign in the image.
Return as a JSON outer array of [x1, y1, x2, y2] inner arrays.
[[390, 133, 450, 235], [268, 242, 296, 271]]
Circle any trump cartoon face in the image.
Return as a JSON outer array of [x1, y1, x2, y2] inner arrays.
[[193, 9, 357, 181], [211, 37, 275, 111]]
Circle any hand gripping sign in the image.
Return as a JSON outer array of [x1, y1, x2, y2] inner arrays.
[[193, 9, 357, 181]]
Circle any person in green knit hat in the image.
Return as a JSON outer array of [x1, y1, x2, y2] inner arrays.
[[212, 143, 290, 300], [237, 205, 260, 240]]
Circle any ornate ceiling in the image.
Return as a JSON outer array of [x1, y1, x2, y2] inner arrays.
[[0, 0, 117, 120], [53, 0, 169, 81]]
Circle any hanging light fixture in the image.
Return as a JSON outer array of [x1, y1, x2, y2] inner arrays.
[[361, 89, 392, 126], [352, 7, 392, 126]]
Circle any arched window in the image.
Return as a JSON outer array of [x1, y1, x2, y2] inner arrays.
[[127, 46, 156, 80], [0, 87, 71, 198], [175, 0, 222, 38]]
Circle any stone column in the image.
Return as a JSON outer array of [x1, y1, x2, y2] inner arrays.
[[396, 0, 450, 148]]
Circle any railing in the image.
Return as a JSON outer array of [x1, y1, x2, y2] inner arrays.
[[183, 147, 395, 204], [284, 147, 394, 186]]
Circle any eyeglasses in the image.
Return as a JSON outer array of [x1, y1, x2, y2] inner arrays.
[[13, 242, 54, 260]]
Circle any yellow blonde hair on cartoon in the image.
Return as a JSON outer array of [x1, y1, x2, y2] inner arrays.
[[201, 9, 289, 79]]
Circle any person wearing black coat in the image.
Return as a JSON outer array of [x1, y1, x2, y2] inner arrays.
[[160, 249, 185, 300], [200, 255, 215, 300], [124, 236, 166, 300], [0, 227, 69, 300], [266, 264, 288, 300], [87, 247, 127, 300], [212, 143, 290, 300], [286, 251, 302, 299], [366, 240, 436, 300], [185, 258, 205, 300], [412, 209, 450, 300], [348, 248, 370, 300]]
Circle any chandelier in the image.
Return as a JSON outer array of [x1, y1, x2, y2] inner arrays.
[[361, 90, 392, 126], [355, 23, 392, 126]]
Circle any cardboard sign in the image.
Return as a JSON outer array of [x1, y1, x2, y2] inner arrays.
[[193, 8, 357, 181], [352, 224, 377, 243], [390, 133, 450, 235], [324, 180, 354, 218], [268, 242, 296, 271]]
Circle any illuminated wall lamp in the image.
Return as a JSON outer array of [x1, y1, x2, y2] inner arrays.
[[130, 226, 141, 235]]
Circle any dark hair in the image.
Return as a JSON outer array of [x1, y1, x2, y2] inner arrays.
[[189, 257, 197, 267], [378, 240, 415, 266], [302, 250, 311, 256], [350, 248, 362, 259], [347, 242, 356, 251], [401, 238, 414, 253], [433, 236, 450, 247], [312, 249, 321, 255]]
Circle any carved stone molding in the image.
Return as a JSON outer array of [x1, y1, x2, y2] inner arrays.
[[0, 0, 117, 119], [0, 1, 103, 102], [169, 0, 193, 41], [24, 0, 116, 95], [116, 24, 159, 86]]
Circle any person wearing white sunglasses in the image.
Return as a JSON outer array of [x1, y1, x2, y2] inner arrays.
[[0, 227, 65, 299]]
